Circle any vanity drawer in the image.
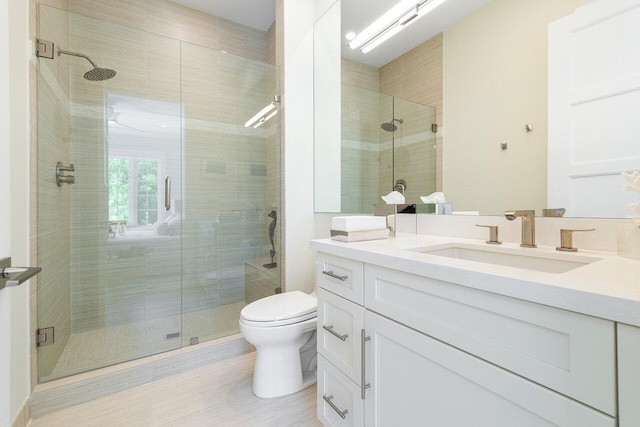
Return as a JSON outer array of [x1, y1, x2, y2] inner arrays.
[[364, 264, 617, 416], [318, 288, 364, 383], [318, 354, 364, 427], [317, 253, 364, 304]]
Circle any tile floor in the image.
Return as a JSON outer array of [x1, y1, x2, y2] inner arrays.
[[46, 302, 246, 381], [31, 351, 322, 427]]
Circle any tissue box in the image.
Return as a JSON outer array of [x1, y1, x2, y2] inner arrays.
[[330, 228, 389, 242], [331, 216, 387, 232]]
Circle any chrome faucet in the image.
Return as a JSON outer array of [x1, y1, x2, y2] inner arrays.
[[504, 210, 536, 248]]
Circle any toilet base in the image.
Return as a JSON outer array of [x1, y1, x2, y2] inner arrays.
[[251, 330, 317, 398]]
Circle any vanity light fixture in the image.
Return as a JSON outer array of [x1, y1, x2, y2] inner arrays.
[[349, 0, 449, 53], [244, 95, 281, 128]]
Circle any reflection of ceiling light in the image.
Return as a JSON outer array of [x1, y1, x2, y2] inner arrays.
[[244, 95, 281, 128], [345, 32, 356, 41], [349, 0, 448, 53]]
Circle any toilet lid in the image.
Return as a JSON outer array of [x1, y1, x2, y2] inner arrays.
[[241, 291, 317, 323]]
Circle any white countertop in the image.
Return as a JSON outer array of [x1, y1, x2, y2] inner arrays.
[[311, 233, 640, 327]]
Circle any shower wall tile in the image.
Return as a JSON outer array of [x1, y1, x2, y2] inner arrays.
[[341, 58, 379, 92], [69, 0, 146, 30], [378, 32, 443, 199], [145, 0, 218, 48], [267, 22, 276, 65], [218, 17, 267, 62]]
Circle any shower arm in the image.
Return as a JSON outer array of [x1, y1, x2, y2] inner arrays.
[[58, 48, 98, 68]]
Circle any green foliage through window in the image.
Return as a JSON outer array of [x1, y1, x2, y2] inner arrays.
[[109, 158, 158, 226], [109, 159, 129, 222]]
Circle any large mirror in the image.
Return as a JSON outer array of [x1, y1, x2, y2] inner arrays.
[[314, 0, 639, 217]]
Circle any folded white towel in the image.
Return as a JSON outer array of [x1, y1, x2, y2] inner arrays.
[[381, 191, 405, 204], [420, 192, 446, 204], [331, 216, 387, 232]]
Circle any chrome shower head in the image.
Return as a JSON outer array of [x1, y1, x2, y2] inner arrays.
[[381, 118, 404, 132], [84, 67, 117, 81], [58, 48, 117, 81], [381, 122, 397, 132]]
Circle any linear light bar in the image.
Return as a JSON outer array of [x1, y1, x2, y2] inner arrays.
[[245, 102, 277, 128], [253, 109, 278, 128], [350, 0, 448, 54]]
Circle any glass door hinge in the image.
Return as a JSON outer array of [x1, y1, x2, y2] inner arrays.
[[37, 327, 55, 347]]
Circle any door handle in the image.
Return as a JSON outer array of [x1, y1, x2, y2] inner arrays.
[[164, 176, 171, 211]]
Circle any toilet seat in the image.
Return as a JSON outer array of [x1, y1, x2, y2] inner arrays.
[[240, 291, 317, 327]]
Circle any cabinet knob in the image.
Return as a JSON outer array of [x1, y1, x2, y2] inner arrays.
[[475, 224, 502, 244], [556, 229, 595, 252]]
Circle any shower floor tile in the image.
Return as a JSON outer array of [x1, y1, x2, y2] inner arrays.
[[31, 352, 321, 427], [47, 302, 246, 381]]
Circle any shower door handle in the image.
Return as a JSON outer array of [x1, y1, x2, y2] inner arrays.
[[164, 176, 171, 211]]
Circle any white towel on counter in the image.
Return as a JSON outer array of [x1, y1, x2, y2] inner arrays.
[[381, 191, 405, 204]]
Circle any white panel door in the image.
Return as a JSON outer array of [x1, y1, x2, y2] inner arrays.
[[363, 311, 616, 427], [548, 0, 640, 217]]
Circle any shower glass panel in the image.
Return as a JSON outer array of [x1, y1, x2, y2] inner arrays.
[[341, 83, 436, 213], [341, 84, 391, 213], [36, 5, 281, 382], [180, 43, 282, 346], [392, 97, 437, 204]]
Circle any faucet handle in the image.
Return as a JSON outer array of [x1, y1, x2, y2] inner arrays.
[[556, 228, 595, 252], [475, 224, 502, 245]]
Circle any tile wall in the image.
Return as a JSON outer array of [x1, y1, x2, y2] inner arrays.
[[341, 58, 380, 213], [379, 33, 443, 193], [340, 32, 443, 213]]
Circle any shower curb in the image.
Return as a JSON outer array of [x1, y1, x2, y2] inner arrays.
[[30, 334, 252, 419]]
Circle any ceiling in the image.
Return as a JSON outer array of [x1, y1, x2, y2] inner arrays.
[[168, 0, 276, 31], [169, 0, 495, 68]]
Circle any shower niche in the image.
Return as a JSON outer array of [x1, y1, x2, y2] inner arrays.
[[35, 4, 282, 382]]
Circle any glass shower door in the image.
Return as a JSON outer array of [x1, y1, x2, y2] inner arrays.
[[37, 5, 183, 381], [392, 98, 437, 203]]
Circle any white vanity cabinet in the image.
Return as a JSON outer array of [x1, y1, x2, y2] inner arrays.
[[316, 251, 618, 427]]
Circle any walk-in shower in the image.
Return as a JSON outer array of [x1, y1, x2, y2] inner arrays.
[[341, 83, 436, 213], [35, 4, 282, 382]]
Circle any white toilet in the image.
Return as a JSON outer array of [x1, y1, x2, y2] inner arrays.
[[239, 290, 318, 398]]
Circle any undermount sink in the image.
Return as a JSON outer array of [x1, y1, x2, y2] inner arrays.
[[413, 243, 601, 274]]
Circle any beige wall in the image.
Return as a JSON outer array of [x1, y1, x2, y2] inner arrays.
[[442, 0, 592, 215]]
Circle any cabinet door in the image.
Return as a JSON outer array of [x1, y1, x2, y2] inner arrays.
[[363, 311, 615, 427], [318, 355, 364, 427], [318, 288, 364, 383]]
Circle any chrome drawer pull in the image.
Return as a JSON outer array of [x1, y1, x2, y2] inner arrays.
[[323, 325, 348, 341], [361, 329, 371, 400], [323, 395, 348, 419], [322, 270, 348, 281]]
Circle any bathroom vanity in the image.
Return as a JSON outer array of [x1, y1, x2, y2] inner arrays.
[[312, 234, 640, 426]]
